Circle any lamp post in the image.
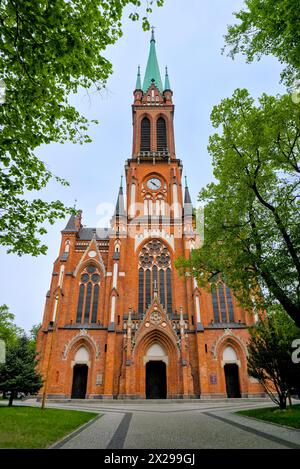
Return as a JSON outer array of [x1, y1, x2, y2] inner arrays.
[[41, 293, 59, 409]]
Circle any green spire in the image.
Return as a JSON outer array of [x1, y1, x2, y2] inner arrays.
[[164, 66, 171, 91], [142, 27, 163, 93], [135, 66, 142, 90]]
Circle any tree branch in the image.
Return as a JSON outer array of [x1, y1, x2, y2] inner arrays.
[[251, 179, 300, 279]]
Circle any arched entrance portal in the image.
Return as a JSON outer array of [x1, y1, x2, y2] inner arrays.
[[144, 343, 168, 399], [71, 345, 89, 399], [224, 364, 241, 398], [146, 361, 167, 399], [223, 346, 241, 398], [71, 364, 88, 398]]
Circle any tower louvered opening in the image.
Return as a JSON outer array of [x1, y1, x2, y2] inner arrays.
[[141, 117, 150, 151], [156, 117, 167, 151]]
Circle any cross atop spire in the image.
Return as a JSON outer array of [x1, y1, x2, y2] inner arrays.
[[151, 26, 155, 42]]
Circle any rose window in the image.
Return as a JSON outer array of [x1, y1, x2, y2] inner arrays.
[[139, 240, 170, 268]]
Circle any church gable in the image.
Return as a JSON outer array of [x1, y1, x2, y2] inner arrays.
[[127, 297, 180, 356], [73, 238, 106, 277], [142, 83, 164, 104]]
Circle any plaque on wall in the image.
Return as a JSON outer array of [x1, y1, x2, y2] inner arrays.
[[96, 373, 103, 385], [210, 373, 217, 385]]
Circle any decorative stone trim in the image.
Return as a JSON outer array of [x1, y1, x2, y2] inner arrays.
[[62, 329, 100, 360], [71, 360, 91, 368], [143, 355, 168, 365], [221, 359, 241, 368], [211, 328, 248, 360], [73, 238, 106, 277], [135, 230, 174, 251]]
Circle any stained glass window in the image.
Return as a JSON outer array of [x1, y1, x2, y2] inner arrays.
[[76, 284, 85, 323], [91, 284, 99, 323], [146, 269, 151, 307], [138, 268, 144, 315], [76, 264, 101, 324], [159, 269, 165, 308], [218, 285, 227, 322], [84, 283, 92, 322], [211, 284, 236, 323], [137, 240, 172, 314], [226, 287, 234, 322], [212, 288, 219, 322], [166, 268, 172, 314]]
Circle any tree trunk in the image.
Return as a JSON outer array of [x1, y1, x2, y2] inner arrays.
[[8, 392, 14, 407], [279, 394, 287, 410]]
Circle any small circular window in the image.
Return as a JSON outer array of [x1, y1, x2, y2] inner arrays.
[[91, 273, 100, 283], [80, 273, 89, 283], [86, 265, 96, 274]]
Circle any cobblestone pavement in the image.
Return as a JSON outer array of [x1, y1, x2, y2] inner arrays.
[[9, 399, 300, 449]]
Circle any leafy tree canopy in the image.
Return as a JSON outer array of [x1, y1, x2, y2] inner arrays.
[[0, 304, 24, 347], [223, 0, 300, 86], [0, 0, 164, 256], [0, 334, 42, 406], [176, 89, 300, 326], [28, 323, 41, 351], [247, 306, 300, 409]]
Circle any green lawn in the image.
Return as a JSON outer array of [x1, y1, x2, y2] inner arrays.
[[238, 404, 300, 429], [0, 406, 98, 448]]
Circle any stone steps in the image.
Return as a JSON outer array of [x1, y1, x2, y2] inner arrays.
[[37, 397, 270, 405]]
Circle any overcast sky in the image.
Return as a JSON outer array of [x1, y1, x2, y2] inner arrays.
[[0, 0, 285, 332]]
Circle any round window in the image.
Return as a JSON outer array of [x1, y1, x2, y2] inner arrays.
[[91, 273, 100, 283], [80, 273, 89, 283]]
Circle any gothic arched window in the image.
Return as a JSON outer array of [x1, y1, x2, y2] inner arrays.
[[156, 117, 167, 151], [141, 117, 150, 151], [76, 264, 101, 324], [211, 283, 235, 323], [138, 239, 172, 315]]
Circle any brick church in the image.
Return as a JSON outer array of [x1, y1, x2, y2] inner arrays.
[[37, 31, 263, 399]]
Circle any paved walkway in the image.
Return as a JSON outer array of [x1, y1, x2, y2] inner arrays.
[[20, 399, 300, 449]]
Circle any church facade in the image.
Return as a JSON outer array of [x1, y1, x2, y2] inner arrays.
[[37, 33, 263, 399]]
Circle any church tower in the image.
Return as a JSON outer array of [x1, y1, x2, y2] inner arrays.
[[37, 32, 264, 400]]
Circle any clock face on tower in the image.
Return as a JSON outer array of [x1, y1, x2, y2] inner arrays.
[[147, 177, 161, 190]]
